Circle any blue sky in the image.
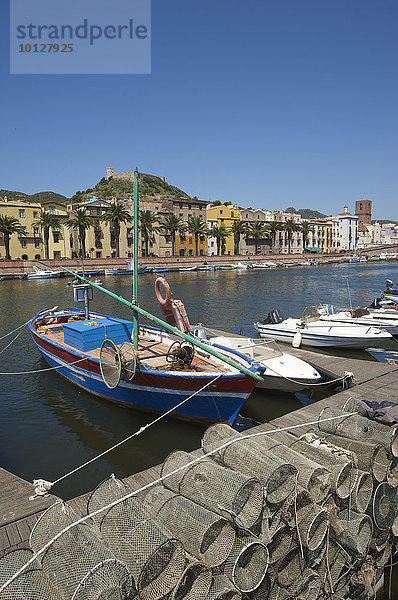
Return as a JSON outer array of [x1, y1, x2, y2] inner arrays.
[[1, 0, 397, 219]]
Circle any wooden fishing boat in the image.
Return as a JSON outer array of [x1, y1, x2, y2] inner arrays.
[[28, 169, 263, 425], [28, 308, 262, 425]]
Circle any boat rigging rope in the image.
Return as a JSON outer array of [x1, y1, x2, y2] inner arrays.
[[31, 374, 224, 496], [0, 410, 359, 595]]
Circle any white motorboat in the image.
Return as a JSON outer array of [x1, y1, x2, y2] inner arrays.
[[235, 262, 251, 270], [317, 304, 398, 337], [254, 307, 393, 348], [251, 261, 277, 268], [178, 265, 198, 272], [191, 326, 322, 392], [26, 266, 63, 279]]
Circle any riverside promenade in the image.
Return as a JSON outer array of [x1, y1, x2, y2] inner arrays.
[[0, 251, 379, 278]]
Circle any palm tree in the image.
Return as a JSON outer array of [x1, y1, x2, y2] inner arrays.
[[139, 210, 160, 257], [230, 220, 248, 255], [32, 210, 61, 260], [66, 208, 94, 257], [209, 224, 230, 256], [187, 216, 208, 256], [0, 215, 25, 259], [265, 221, 282, 254], [162, 214, 186, 256], [101, 201, 132, 258], [283, 219, 301, 254], [300, 220, 314, 252], [246, 222, 269, 255]]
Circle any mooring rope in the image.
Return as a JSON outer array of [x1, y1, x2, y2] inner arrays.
[[0, 409, 361, 594], [0, 331, 22, 355], [0, 356, 88, 376], [260, 363, 355, 387], [32, 374, 224, 494], [0, 320, 29, 341], [0, 409, 360, 594]]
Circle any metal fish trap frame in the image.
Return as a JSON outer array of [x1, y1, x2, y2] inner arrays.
[[86, 475, 186, 600], [201, 423, 298, 505], [244, 429, 331, 504], [272, 430, 358, 500], [161, 450, 263, 530], [145, 486, 235, 568]]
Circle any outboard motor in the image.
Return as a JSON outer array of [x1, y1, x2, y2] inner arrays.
[[386, 279, 395, 291], [262, 309, 284, 324], [368, 297, 383, 309]]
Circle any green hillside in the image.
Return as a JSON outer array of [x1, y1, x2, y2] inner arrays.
[[0, 189, 68, 204], [285, 206, 327, 219], [71, 173, 190, 203]]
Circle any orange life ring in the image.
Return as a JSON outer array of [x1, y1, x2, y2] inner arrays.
[[155, 277, 171, 305]]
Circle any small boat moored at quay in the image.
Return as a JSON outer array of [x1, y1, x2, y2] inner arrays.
[[254, 306, 393, 348], [191, 326, 322, 392], [26, 266, 63, 279], [316, 304, 398, 338], [178, 265, 198, 272]]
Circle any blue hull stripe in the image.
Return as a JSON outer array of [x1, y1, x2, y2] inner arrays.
[[34, 342, 246, 425]]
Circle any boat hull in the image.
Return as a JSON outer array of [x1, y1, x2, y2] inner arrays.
[[29, 325, 256, 426], [254, 323, 391, 348]]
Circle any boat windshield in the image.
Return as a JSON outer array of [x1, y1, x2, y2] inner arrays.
[[301, 306, 319, 323], [250, 339, 283, 359]]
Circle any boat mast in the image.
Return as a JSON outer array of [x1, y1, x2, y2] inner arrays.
[[132, 168, 139, 349]]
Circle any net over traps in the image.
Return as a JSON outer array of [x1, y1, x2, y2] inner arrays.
[[318, 405, 398, 458], [29, 501, 135, 600], [161, 450, 263, 530], [201, 423, 299, 505], [86, 475, 186, 600], [145, 486, 235, 568], [0, 548, 64, 600], [269, 429, 358, 500]]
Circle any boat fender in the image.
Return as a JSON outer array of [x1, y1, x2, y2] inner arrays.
[[155, 277, 171, 305], [292, 329, 302, 348]]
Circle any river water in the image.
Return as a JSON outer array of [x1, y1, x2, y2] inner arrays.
[[1, 260, 398, 500]]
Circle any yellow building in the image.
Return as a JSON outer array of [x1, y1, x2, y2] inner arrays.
[[0, 197, 69, 260], [206, 204, 239, 256]]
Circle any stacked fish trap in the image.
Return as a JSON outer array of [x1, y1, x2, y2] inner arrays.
[[29, 501, 135, 600], [2, 401, 398, 599]]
